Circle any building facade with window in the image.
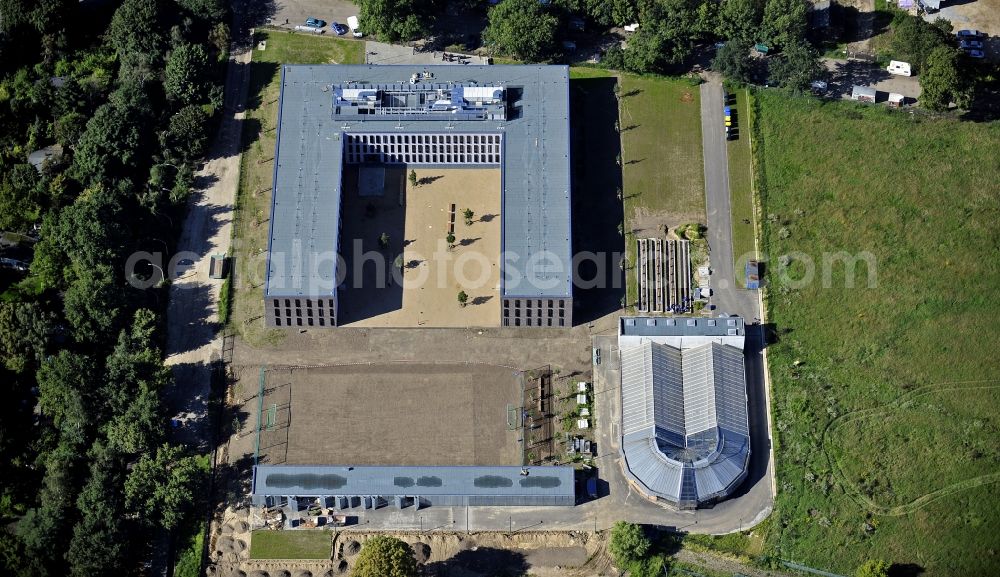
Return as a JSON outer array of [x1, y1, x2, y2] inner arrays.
[[264, 65, 573, 328]]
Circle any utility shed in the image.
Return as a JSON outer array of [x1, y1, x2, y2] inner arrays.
[[851, 85, 877, 103], [251, 465, 575, 507]]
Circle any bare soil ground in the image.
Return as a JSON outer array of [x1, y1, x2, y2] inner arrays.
[[211, 520, 611, 577], [338, 167, 502, 327], [253, 363, 522, 466]]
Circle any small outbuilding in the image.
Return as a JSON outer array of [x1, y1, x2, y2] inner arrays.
[[851, 85, 876, 103], [888, 93, 904, 108]]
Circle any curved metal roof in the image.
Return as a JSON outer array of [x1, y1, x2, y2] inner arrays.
[[619, 339, 750, 508]]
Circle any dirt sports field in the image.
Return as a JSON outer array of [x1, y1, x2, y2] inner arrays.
[[338, 167, 502, 327], [255, 363, 522, 466]]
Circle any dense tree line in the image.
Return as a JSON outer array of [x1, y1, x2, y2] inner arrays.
[[0, 0, 225, 574]]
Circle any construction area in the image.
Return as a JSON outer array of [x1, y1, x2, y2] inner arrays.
[[252, 363, 523, 467], [337, 167, 502, 327], [635, 238, 693, 313], [210, 504, 613, 577]]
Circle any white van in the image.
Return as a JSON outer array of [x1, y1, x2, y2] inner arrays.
[[886, 60, 911, 76], [347, 15, 363, 38]]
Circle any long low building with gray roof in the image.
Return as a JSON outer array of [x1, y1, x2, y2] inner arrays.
[[618, 317, 750, 509], [252, 465, 575, 509], [263, 64, 572, 328]]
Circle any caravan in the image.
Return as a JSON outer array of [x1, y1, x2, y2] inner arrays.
[[347, 15, 363, 38], [886, 60, 911, 76]]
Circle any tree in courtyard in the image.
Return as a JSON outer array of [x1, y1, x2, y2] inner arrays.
[[408, 169, 417, 188], [457, 291, 468, 307], [920, 45, 971, 111], [353, 535, 417, 577], [856, 559, 890, 577], [609, 521, 651, 568], [463, 208, 474, 226], [379, 232, 390, 249], [446, 232, 456, 248], [483, 0, 558, 61]]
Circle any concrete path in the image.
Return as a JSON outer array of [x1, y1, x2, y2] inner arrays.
[[164, 38, 252, 448]]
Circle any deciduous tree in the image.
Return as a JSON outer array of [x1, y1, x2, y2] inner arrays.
[[0, 301, 53, 373], [164, 43, 209, 105], [125, 444, 203, 529], [353, 535, 417, 577], [920, 46, 970, 110], [716, 0, 760, 45], [712, 39, 755, 83], [856, 559, 890, 577], [762, 0, 808, 48], [609, 521, 650, 567], [483, 0, 558, 61], [769, 39, 822, 91]]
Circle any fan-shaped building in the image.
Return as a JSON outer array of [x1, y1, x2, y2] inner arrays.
[[618, 317, 750, 509]]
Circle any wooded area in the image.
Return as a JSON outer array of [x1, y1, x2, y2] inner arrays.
[[0, 0, 226, 575]]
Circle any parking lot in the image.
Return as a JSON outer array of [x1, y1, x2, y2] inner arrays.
[[927, 0, 1000, 62], [267, 0, 359, 33]]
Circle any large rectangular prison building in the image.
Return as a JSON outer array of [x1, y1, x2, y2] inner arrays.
[[263, 65, 573, 328]]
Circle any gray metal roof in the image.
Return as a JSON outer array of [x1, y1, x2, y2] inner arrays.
[[621, 316, 745, 337], [265, 66, 345, 297], [252, 465, 575, 498], [265, 64, 572, 299], [619, 339, 750, 508]]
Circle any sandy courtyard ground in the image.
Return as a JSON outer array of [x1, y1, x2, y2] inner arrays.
[[256, 363, 521, 466], [338, 167, 501, 327]]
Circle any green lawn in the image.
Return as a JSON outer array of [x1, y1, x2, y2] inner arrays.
[[727, 87, 756, 283], [229, 31, 363, 345], [756, 92, 1000, 576], [618, 74, 705, 309], [250, 530, 332, 560]]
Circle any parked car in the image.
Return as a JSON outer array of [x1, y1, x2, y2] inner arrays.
[[331, 22, 347, 35], [810, 80, 829, 92], [304, 17, 326, 28], [959, 40, 984, 50], [956, 29, 985, 38], [966, 49, 985, 59]]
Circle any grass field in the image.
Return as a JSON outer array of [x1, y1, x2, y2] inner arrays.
[[756, 92, 1000, 576], [228, 31, 363, 345], [250, 530, 332, 560], [726, 87, 756, 284], [618, 74, 705, 309]]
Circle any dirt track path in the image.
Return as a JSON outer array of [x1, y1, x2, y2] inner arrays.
[[164, 33, 252, 447]]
